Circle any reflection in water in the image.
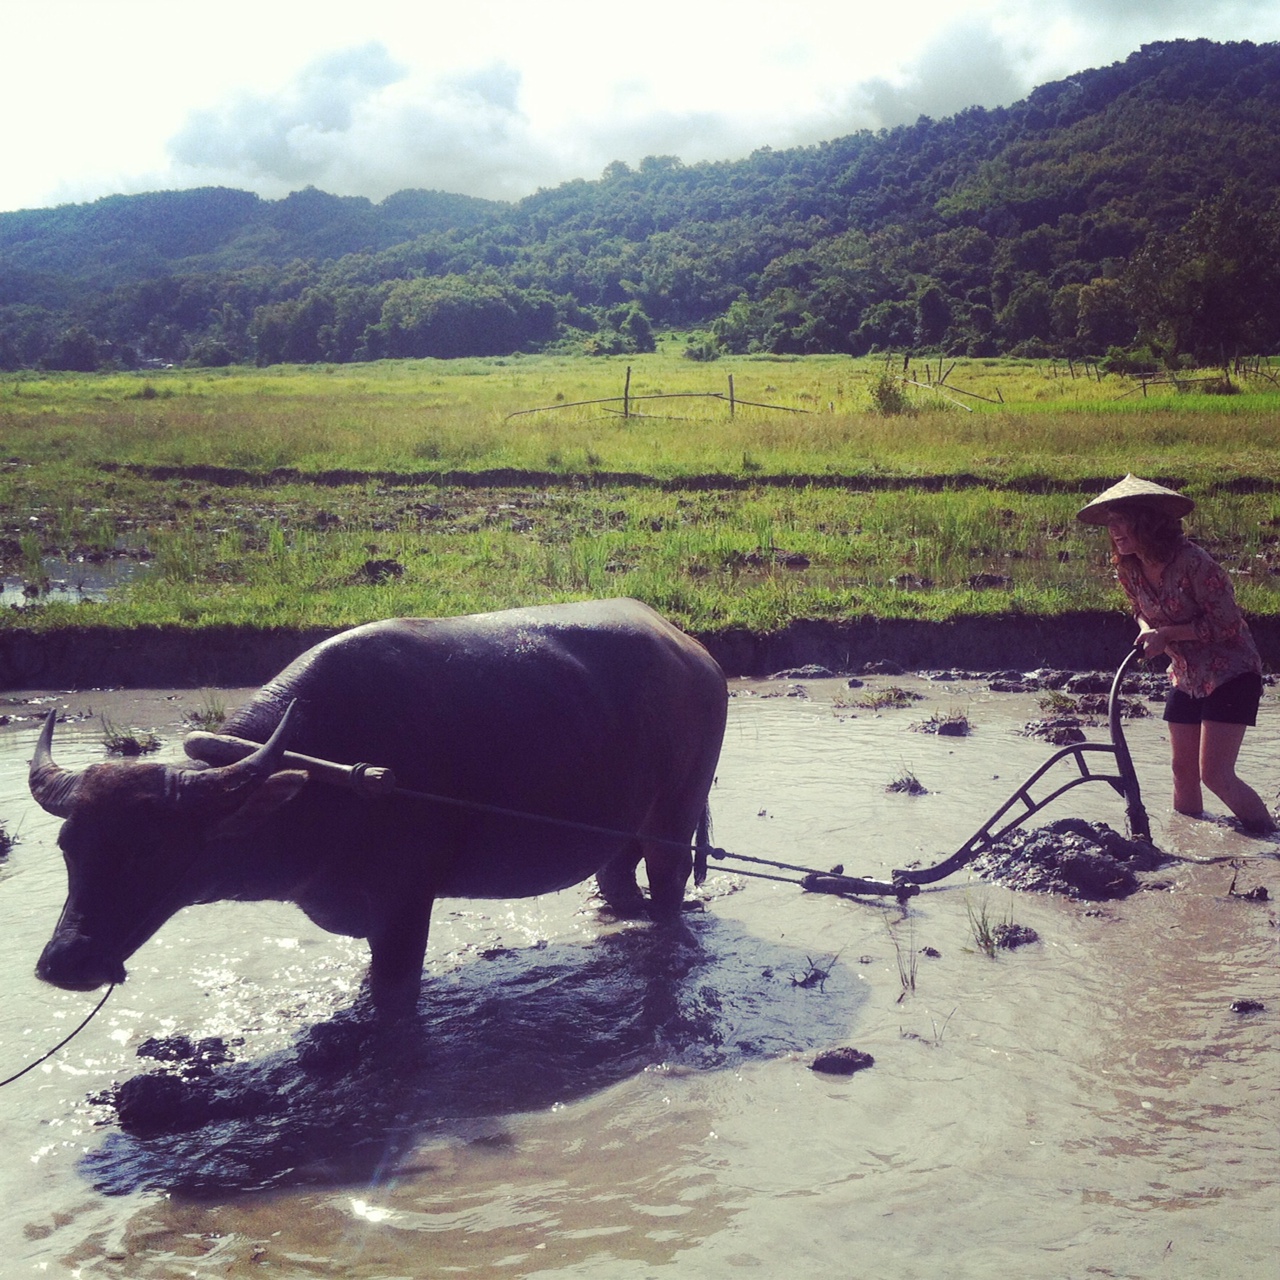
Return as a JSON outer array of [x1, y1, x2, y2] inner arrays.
[[84, 915, 864, 1196]]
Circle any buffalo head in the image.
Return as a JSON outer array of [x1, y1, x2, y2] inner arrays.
[[29, 706, 307, 992]]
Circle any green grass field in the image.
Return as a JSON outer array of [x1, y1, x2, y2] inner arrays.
[[2, 352, 1278, 636]]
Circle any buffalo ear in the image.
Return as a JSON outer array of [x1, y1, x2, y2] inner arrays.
[[212, 769, 309, 839]]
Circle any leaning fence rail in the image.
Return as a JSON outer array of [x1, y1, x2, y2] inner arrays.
[[505, 367, 809, 421]]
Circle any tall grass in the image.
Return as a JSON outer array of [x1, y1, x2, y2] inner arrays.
[[1, 354, 1277, 634], [5, 354, 1279, 480]]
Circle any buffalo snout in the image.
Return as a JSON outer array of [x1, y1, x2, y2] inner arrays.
[[36, 933, 126, 991]]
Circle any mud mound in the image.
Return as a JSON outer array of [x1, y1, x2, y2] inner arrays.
[[969, 818, 1169, 899], [1020, 716, 1087, 745]]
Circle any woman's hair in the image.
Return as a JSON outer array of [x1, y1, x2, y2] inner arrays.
[[1107, 500, 1186, 567]]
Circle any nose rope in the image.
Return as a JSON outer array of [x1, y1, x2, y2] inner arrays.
[[0, 984, 115, 1088]]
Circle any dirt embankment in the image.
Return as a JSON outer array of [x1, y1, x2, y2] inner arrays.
[[99, 463, 1280, 496], [6, 613, 1279, 690]]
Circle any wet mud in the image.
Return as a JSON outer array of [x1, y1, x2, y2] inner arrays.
[[969, 817, 1172, 899], [90, 917, 861, 1195], [1, 672, 1276, 1277]]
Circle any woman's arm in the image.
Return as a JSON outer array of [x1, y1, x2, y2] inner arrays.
[[1135, 618, 1198, 657], [1115, 562, 1171, 652], [1139, 547, 1244, 655]]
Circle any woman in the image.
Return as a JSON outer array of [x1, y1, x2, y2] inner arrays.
[[1078, 474, 1275, 833]]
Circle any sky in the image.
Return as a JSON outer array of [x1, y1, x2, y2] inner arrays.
[[3, 0, 1278, 214]]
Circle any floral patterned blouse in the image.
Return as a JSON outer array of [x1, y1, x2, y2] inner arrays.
[[1115, 540, 1261, 698]]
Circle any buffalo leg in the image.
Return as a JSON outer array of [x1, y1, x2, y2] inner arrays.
[[595, 843, 647, 917], [368, 897, 434, 1017], [643, 839, 693, 921], [638, 775, 714, 920]]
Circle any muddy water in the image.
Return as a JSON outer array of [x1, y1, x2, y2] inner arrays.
[[1, 556, 143, 609], [0, 677, 1276, 1279]]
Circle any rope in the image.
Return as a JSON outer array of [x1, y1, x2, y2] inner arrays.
[[389, 783, 903, 896], [390, 782, 706, 854], [193, 730, 901, 892], [0, 985, 115, 1088]]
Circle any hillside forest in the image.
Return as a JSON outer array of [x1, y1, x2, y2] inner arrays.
[[2, 39, 1278, 374]]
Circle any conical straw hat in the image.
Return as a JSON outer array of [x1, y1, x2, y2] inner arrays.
[[1076, 474, 1194, 524]]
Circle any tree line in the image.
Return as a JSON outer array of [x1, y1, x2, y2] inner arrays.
[[2, 39, 1277, 373]]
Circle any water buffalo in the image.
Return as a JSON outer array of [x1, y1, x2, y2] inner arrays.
[[29, 599, 727, 1015]]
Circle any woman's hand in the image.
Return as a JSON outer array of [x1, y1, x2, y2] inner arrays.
[[1137, 626, 1170, 657], [1135, 619, 1196, 657]]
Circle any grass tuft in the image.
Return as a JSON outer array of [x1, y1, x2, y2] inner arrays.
[[100, 717, 162, 756], [856, 686, 926, 711], [913, 708, 971, 735], [887, 767, 928, 795], [963, 889, 1035, 957], [184, 691, 227, 731], [889, 919, 918, 1000]]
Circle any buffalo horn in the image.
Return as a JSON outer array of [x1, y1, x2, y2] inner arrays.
[[174, 700, 300, 811], [29, 710, 84, 817]]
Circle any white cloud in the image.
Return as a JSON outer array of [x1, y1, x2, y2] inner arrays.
[[857, 20, 1031, 126], [166, 47, 553, 201], [1058, 0, 1253, 21], [1, 0, 1277, 212], [169, 44, 408, 186]]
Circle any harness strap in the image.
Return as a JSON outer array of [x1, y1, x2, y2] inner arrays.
[[185, 732, 905, 898]]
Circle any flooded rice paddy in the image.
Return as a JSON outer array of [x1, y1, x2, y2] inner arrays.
[[0, 556, 143, 610], [0, 672, 1276, 1278]]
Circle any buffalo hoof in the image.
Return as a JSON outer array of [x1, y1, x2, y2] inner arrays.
[[599, 901, 648, 922]]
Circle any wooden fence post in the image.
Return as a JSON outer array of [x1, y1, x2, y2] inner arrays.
[[624, 366, 631, 420], [728, 373, 735, 417]]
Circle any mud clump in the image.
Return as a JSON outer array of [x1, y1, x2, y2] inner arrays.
[[855, 659, 904, 676], [351, 558, 404, 584], [1065, 672, 1111, 695], [136, 1034, 237, 1075], [912, 710, 971, 736], [886, 770, 928, 795], [969, 818, 1169, 899], [110, 1068, 272, 1139], [811, 1047, 874, 1075], [968, 572, 1013, 590], [724, 548, 809, 570], [102, 1034, 257, 1138], [992, 922, 1039, 949], [1020, 716, 1087, 745], [1230, 998, 1265, 1015]]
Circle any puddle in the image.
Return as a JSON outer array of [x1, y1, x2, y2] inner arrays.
[[1, 556, 144, 608]]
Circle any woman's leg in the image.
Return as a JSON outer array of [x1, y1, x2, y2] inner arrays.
[[1168, 720, 1205, 816], [1198, 720, 1277, 832]]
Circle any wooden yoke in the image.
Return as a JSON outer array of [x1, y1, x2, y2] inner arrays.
[[184, 732, 398, 799]]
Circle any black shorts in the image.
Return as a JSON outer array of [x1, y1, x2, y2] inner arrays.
[[1164, 672, 1264, 727]]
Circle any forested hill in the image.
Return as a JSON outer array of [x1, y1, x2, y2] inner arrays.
[[3, 38, 1278, 371]]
